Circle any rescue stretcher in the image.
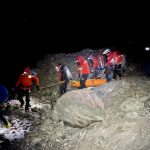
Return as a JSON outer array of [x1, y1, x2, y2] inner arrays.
[[70, 78, 107, 88]]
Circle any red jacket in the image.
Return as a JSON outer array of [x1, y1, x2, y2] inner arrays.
[[76, 56, 90, 75], [106, 51, 123, 66], [16, 73, 39, 90]]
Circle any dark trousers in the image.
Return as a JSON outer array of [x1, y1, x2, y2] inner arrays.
[[17, 89, 30, 111], [0, 110, 8, 125], [80, 74, 88, 89], [59, 79, 69, 96], [105, 67, 113, 82], [113, 64, 124, 79], [92, 67, 100, 78]]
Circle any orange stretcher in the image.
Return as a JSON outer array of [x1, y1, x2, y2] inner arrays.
[[70, 79, 107, 88]]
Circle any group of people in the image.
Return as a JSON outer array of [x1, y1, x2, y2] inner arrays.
[[0, 66, 40, 128], [56, 48, 126, 94], [0, 48, 125, 128]]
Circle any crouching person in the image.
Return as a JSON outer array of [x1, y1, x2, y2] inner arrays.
[[0, 83, 12, 128]]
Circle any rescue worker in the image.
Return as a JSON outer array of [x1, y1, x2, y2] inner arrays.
[[88, 52, 106, 78], [75, 55, 90, 89], [97, 52, 106, 69], [88, 53, 100, 78], [0, 83, 12, 128], [15, 66, 40, 111], [103, 49, 124, 80], [96, 52, 107, 79], [56, 63, 73, 96]]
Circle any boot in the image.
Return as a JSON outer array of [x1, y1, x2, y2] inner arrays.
[[3, 122, 12, 128], [25, 105, 29, 112]]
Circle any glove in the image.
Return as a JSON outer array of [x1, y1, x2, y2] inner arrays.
[[36, 85, 40, 91], [13, 87, 18, 92], [12, 87, 19, 95], [58, 80, 65, 84], [0, 103, 5, 109]]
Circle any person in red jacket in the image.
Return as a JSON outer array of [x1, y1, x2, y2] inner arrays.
[[103, 49, 124, 80], [75, 55, 90, 89], [15, 66, 40, 111]]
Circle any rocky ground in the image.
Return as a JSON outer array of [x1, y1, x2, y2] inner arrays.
[[0, 49, 150, 150]]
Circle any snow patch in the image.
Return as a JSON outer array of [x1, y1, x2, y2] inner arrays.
[[0, 119, 32, 141]]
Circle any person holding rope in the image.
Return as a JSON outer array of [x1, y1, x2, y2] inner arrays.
[[56, 63, 73, 96]]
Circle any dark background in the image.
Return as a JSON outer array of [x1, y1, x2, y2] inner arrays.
[[1, 8, 150, 89]]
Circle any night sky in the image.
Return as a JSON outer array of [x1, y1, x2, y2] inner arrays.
[[1, 10, 150, 89]]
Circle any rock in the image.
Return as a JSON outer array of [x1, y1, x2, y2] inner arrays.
[[144, 98, 150, 108], [52, 88, 104, 128], [121, 98, 144, 112]]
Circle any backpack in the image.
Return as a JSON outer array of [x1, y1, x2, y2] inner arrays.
[[31, 69, 37, 76], [64, 66, 73, 79], [0, 84, 9, 103]]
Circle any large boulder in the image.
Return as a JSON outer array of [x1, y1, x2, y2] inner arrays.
[[71, 118, 150, 150], [52, 88, 104, 128]]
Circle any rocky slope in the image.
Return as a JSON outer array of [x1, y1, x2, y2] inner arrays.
[[1, 49, 150, 150]]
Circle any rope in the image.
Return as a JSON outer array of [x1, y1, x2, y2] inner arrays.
[[40, 82, 61, 89]]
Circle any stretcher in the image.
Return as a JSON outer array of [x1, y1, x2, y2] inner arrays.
[[70, 79, 107, 88]]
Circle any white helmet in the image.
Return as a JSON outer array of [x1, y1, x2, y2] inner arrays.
[[103, 49, 111, 55]]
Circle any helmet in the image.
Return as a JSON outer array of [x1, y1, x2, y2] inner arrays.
[[31, 69, 37, 76], [23, 66, 30, 74], [103, 49, 111, 55], [56, 63, 62, 71], [75, 55, 83, 63]]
